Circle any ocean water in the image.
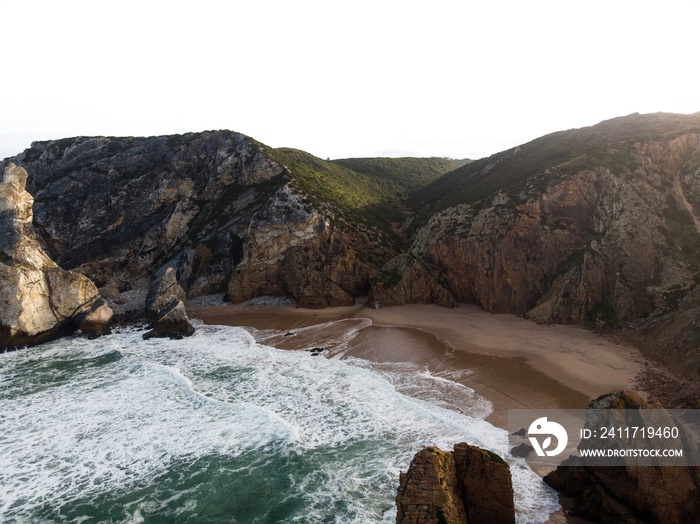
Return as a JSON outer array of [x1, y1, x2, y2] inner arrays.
[[0, 323, 559, 523]]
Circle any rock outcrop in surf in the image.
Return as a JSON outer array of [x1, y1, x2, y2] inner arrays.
[[144, 266, 195, 339], [395, 442, 515, 524]]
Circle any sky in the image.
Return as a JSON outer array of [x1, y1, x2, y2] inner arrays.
[[1, 0, 698, 161]]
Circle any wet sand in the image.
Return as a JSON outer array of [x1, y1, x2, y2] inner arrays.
[[190, 299, 646, 429]]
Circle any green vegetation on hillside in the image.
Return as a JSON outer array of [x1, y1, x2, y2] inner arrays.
[[270, 149, 459, 263], [409, 112, 700, 221], [332, 157, 465, 197]]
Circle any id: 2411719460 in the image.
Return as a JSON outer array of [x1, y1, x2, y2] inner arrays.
[[582, 426, 680, 439]]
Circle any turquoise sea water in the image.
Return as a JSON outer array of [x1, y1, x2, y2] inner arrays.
[[0, 324, 558, 523]]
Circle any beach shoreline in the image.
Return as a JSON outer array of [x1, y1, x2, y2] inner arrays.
[[189, 297, 647, 429]]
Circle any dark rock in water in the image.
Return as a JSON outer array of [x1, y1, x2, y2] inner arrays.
[[143, 267, 194, 339], [510, 443, 534, 458], [146, 266, 187, 322], [142, 300, 194, 340], [452, 443, 515, 524], [544, 390, 700, 524], [0, 164, 113, 349], [396, 442, 515, 524], [512, 427, 527, 437], [284, 332, 295, 337], [74, 297, 114, 338]]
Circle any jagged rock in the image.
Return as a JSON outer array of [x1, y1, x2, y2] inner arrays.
[[75, 300, 114, 337], [142, 300, 194, 340], [544, 390, 700, 524], [143, 267, 194, 339], [146, 267, 187, 321], [453, 443, 516, 524], [396, 443, 515, 524], [396, 447, 467, 524], [0, 164, 113, 348]]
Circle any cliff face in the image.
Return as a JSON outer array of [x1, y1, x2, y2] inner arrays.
[[0, 164, 112, 348], [9, 115, 700, 373], [14, 132, 392, 311], [226, 185, 371, 308], [370, 113, 700, 377], [18, 132, 286, 302]]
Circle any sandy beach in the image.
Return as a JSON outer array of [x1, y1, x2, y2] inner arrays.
[[189, 298, 646, 429]]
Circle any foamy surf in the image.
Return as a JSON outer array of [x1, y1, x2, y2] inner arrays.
[[0, 324, 558, 523]]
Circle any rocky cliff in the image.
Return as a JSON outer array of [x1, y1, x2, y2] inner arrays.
[[0, 164, 112, 348], [11, 133, 457, 313], [395, 443, 515, 524], [370, 113, 700, 378], [16, 132, 288, 311], [226, 185, 371, 308], [7, 114, 700, 375]]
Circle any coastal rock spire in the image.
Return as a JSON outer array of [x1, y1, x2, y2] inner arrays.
[[0, 163, 113, 348], [143, 265, 195, 339], [396, 443, 516, 524]]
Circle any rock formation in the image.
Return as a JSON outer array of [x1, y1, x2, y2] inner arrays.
[[396, 443, 515, 524], [544, 390, 700, 524], [226, 185, 371, 308], [7, 114, 700, 375], [0, 163, 113, 348], [19, 132, 288, 302], [14, 132, 404, 310], [143, 266, 194, 339], [370, 113, 700, 379]]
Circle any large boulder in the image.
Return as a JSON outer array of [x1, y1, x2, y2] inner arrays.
[[396, 443, 515, 524], [0, 163, 113, 348], [143, 266, 195, 339], [544, 390, 700, 524]]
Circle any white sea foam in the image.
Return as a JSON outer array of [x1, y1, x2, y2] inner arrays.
[[0, 324, 558, 523]]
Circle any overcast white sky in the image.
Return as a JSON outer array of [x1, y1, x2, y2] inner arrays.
[[1, 1, 698, 161]]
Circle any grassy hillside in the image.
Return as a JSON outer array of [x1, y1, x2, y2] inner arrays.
[[270, 150, 458, 264], [332, 157, 466, 197], [409, 112, 700, 221]]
